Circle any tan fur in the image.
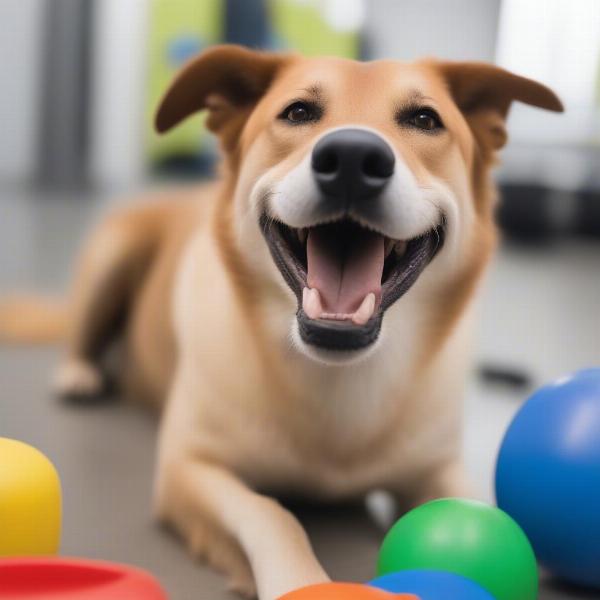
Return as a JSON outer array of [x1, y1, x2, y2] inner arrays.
[[0, 295, 67, 343], [0, 46, 562, 599]]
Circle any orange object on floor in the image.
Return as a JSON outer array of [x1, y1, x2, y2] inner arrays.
[[279, 582, 419, 599]]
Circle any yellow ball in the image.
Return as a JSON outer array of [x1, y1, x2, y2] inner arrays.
[[0, 438, 62, 556]]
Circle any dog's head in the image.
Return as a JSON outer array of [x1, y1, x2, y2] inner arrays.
[[156, 46, 562, 365]]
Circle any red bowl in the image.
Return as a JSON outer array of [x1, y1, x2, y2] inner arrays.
[[0, 558, 168, 599]]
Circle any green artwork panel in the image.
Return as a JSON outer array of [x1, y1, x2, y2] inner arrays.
[[269, 0, 360, 58], [146, 0, 223, 163]]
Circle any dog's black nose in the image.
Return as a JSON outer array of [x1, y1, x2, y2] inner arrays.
[[311, 129, 395, 204]]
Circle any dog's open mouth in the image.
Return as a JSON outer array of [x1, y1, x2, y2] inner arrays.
[[260, 215, 444, 351]]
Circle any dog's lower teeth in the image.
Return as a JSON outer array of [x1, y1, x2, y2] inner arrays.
[[385, 240, 407, 258], [394, 241, 407, 257], [297, 229, 308, 245], [385, 239, 395, 258]]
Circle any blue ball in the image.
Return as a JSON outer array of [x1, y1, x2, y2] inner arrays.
[[370, 570, 495, 600], [496, 368, 600, 588]]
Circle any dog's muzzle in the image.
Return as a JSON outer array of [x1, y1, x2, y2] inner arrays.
[[260, 128, 445, 354]]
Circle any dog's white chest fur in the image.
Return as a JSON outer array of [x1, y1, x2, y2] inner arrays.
[[169, 232, 470, 501], [164, 230, 470, 500]]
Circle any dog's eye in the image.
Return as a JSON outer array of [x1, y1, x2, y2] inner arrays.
[[402, 108, 444, 132], [279, 101, 317, 125]]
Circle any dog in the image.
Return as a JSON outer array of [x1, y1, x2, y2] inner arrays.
[[0, 45, 562, 599]]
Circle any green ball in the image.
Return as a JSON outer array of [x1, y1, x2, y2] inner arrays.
[[377, 498, 538, 600]]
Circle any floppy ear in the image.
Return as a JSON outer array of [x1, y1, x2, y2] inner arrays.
[[155, 45, 287, 150], [437, 61, 563, 156]]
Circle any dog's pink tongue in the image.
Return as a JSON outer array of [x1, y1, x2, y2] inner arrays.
[[307, 227, 384, 314]]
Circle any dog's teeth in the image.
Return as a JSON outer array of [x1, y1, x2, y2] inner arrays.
[[352, 293, 376, 325], [297, 228, 308, 245], [384, 239, 395, 258], [394, 241, 408, 257], [302, 287, 323, 320]]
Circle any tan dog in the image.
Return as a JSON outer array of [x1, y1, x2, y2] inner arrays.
[[0, 46, 562, 599]]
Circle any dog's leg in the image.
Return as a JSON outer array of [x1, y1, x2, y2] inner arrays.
[[411, 459, 474, 505], [155, 458, 329, 600], [156, 475, 256, 599], [54, 210, 156, 399], [389, 459, 475, 513], [155, 369, 329, 599]]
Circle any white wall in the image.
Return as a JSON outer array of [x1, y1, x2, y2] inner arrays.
[[364, 0, 501, 62], [0, 1, 45, 183], [364, 0, 599, 190], [497, 0, 600, 147]]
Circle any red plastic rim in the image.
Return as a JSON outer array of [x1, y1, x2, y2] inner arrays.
[[0, 558, 168, 599]]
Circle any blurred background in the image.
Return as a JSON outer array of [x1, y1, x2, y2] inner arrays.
[[0, 2, 599, 598], [2, 0, 599, 374], [2, 0, 599, 195]]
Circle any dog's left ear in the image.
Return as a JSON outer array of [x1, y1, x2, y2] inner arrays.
[[155, 45, 288, 151], [437, 61, 563, 156]]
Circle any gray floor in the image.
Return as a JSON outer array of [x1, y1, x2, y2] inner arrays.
[[1, 187, 599, 599]]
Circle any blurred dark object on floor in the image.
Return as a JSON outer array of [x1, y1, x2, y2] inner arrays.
[[497, 184, 557, 243], [499, 181, 600, 243], [479, 364, 532, 391], [574, 185, 600, 239]]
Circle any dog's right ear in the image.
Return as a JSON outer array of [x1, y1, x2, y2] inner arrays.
[[436, 61, 563, 158], [155, 45, 288, 149]]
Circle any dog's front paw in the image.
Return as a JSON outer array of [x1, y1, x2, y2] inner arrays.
[[226, 568, 258, 599], [402, 460, 477, 510], [52, 358, 105, 400], [186, 517, 256, 599]]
